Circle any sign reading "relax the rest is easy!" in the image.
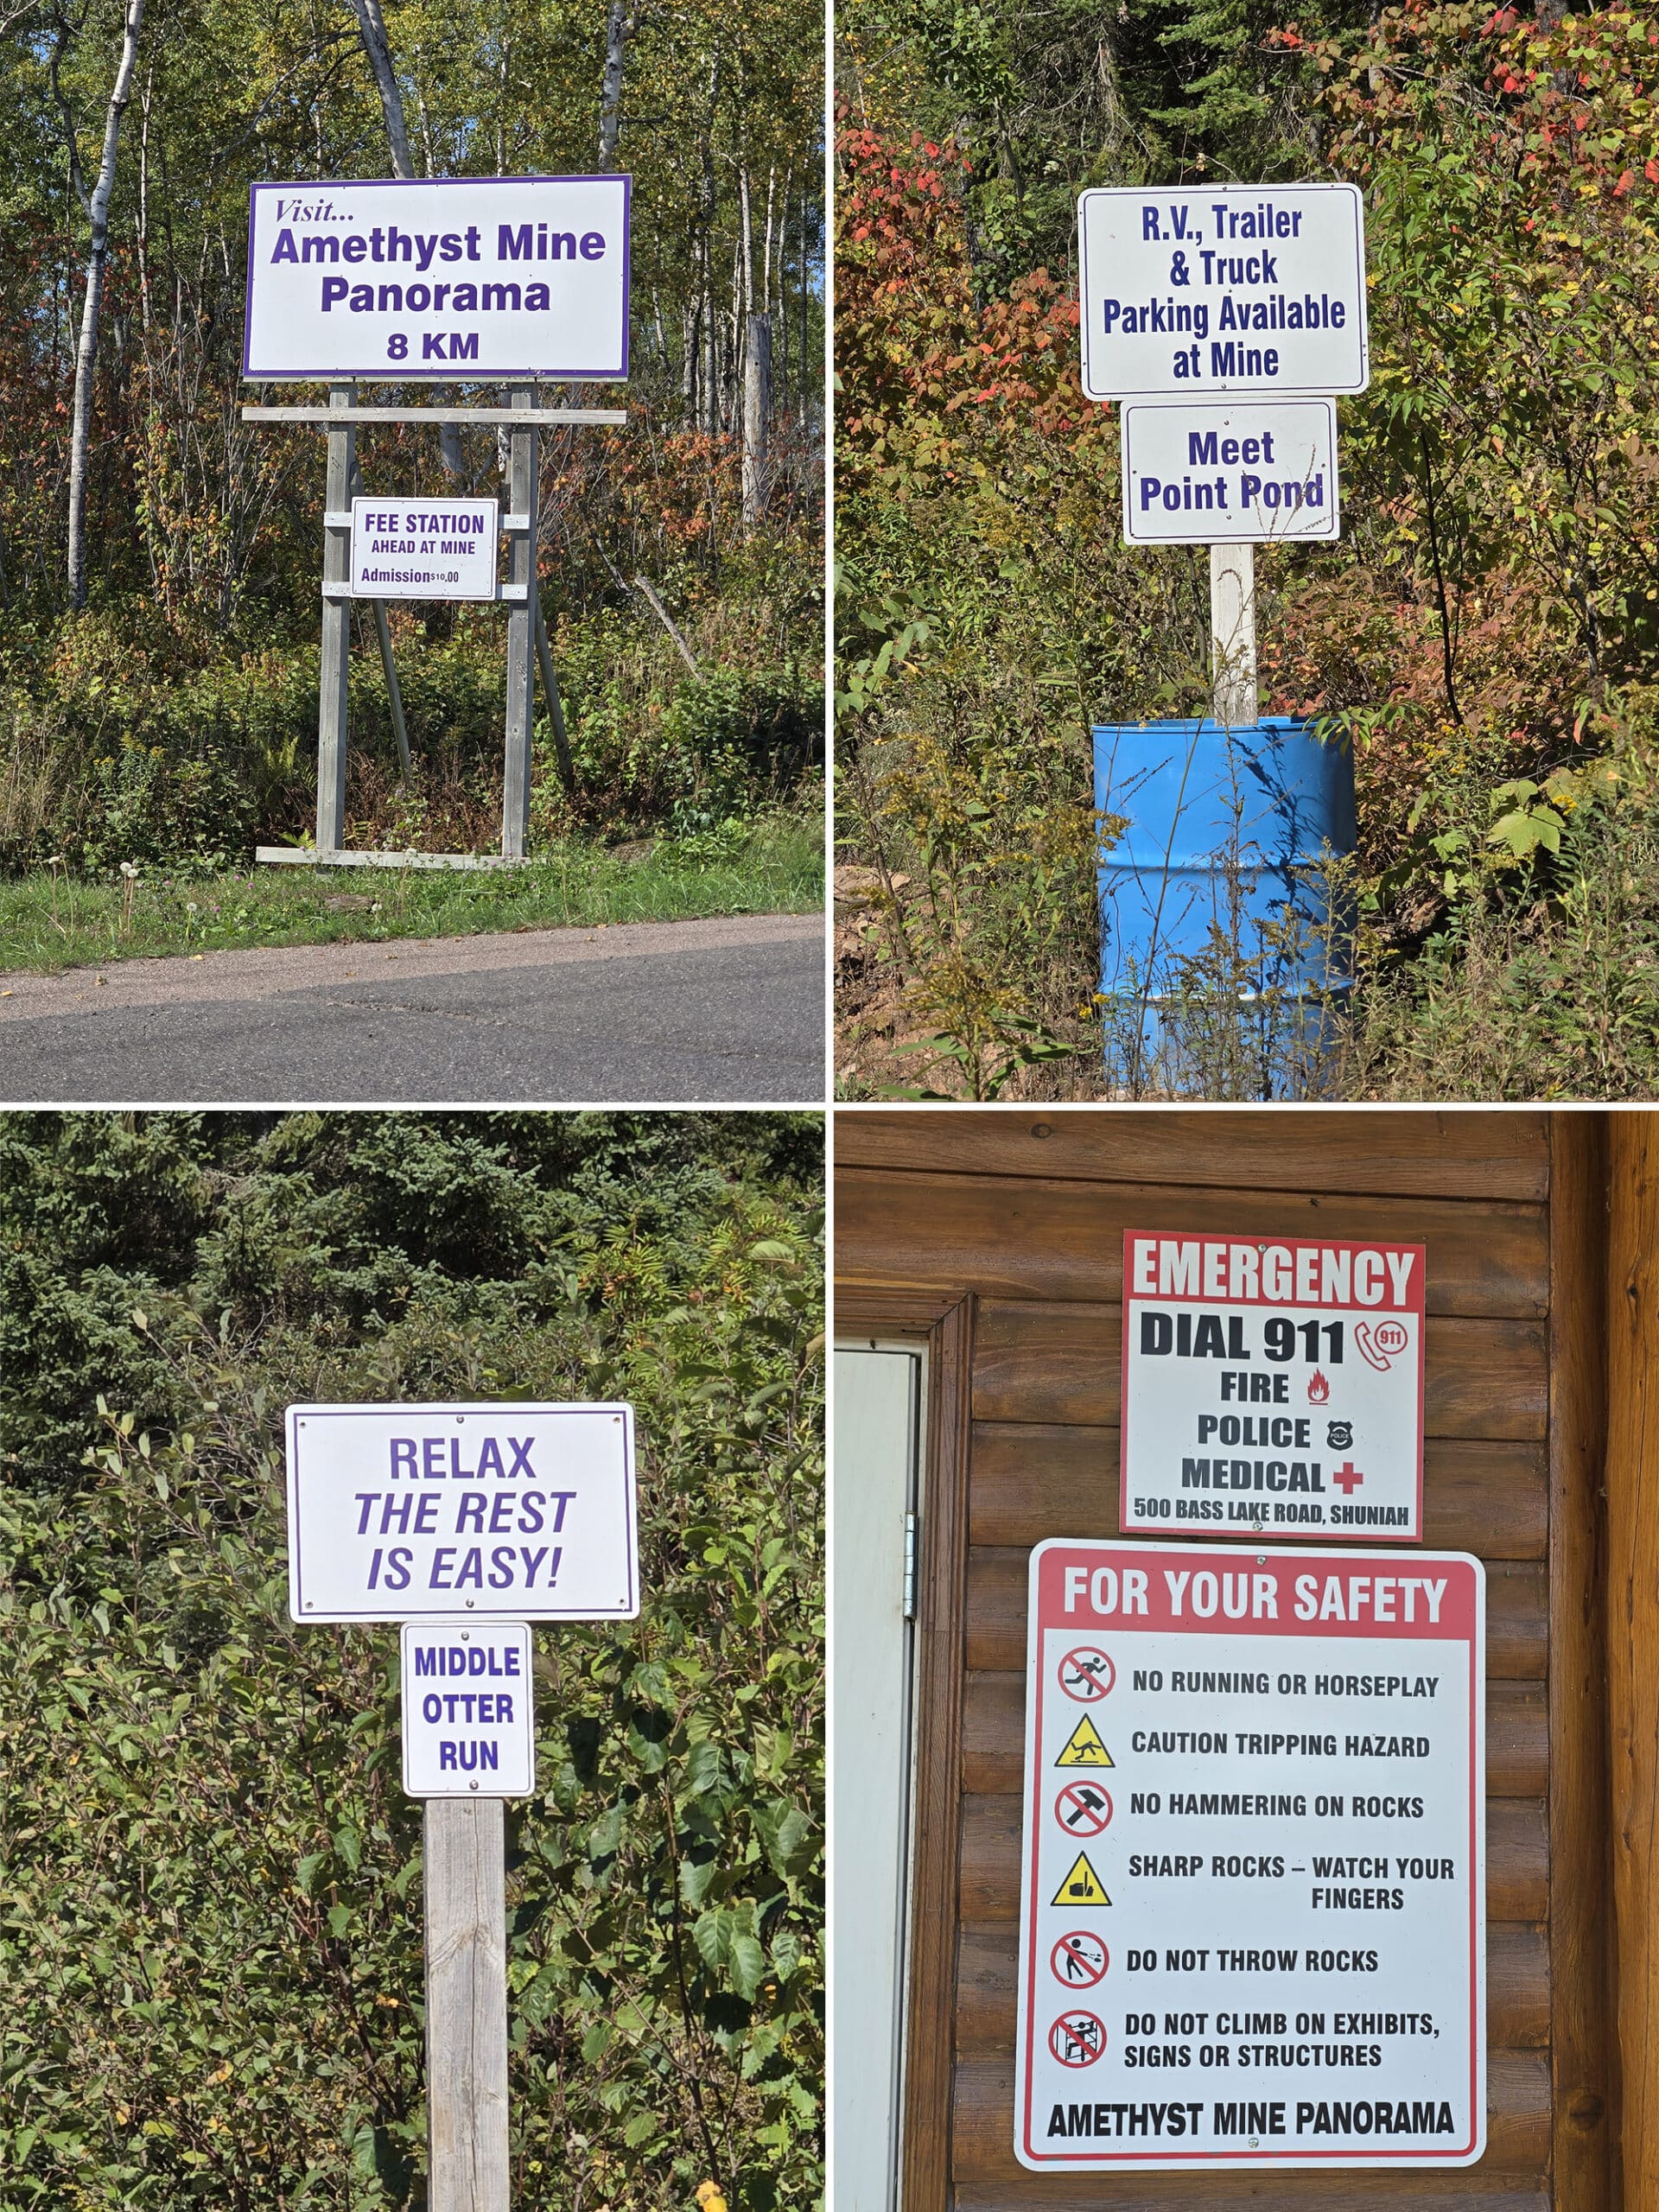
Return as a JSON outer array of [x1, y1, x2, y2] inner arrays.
[[284, 1402, 639, 1620]]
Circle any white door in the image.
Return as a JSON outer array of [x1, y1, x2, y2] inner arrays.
[[830, 1345, 923, 2212]]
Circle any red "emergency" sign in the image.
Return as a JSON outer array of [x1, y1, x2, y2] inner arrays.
[[1120, 1231, 1427, 1545]]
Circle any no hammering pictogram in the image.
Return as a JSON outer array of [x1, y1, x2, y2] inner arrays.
[[1051, 1931, 1109, 1988], [1058, 1646, 1115, 1700], [1049, 2010, 1107, 2067], [1054, 1781, 1113, 1835]]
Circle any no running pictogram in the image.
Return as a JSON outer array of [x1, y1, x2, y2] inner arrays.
[[1058, 1646, 1116, 1701]]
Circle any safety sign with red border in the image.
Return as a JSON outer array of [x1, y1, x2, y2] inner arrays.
[[1120, 1231, 1427, 1543], [1015, 1538, 1485, 2172]]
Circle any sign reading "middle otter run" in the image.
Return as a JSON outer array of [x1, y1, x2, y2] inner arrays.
[[1014, 1539, 1485, 2173], [1120, 1232, 1427, 1543]]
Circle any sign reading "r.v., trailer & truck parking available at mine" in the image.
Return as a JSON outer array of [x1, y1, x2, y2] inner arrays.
[[1078, 183, 1368, 401], [1014, 1538, 1485, 2172], [285, 1402, 638, 1621], [1120, 1232, 1427, 1543]]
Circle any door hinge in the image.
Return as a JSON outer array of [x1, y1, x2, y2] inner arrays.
[[903, 1511, 918, 1620]]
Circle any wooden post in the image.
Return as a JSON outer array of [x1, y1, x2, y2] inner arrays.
[[318, 381, 357, 851], [1607, 1109, 1659, 2206], [425, 1797, 510, 2212], [1210, 541, 1256, 728], [533, 605, 578, 798], [347, 458, 414, 788], [741, 311, 772, 533], [501, 385, 539, 859], [371, 598, 415, 787], [1549, 1113, 1616, 2212]]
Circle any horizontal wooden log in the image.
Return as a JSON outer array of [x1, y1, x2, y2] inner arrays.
[[836, 1171, 1549, 1319], [957, 1794, 1546, 1925], [240, 404, 627, 425], [836, 1109, 1549, 1203], [963, 1550, 1547, 1681], [961, 1675, 1547, 1801], [966, 1427, 1547, 1559], [954, 1918, 1550, 2056], [950, 2048, 1551, 2187], [970, 1306, 1548, 1445]]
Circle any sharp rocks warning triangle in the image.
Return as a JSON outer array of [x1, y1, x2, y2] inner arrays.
[[1052, 1851, 1111, 1908], [1056, 1714, 1113, 1768]]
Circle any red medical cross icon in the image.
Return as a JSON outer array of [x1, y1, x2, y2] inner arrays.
[[1332, 1460, 1364, 1496]]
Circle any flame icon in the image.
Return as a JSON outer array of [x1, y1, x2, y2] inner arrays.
[[1307, 1370, 1331, 1404]]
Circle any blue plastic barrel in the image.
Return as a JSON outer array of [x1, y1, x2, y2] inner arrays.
[[1093, 717, 1356, 1099]]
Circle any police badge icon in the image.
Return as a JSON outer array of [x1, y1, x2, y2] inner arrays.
[[1327, 1420, 1354, 1450]]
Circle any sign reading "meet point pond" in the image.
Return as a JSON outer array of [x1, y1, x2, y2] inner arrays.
[[1079, 184, 1368, 400], [1120, 401, 1339, 545], [285, 1402, 639, 1621], [244, 175, 630, 382]]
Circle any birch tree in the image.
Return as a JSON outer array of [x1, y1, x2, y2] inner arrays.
[[65, 0, 145, 611], [345, 0, 466, 484]]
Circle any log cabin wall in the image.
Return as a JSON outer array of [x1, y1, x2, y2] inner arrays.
[[835, 1109, 1615, 2212]]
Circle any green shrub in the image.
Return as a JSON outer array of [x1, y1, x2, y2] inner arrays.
[[2, 595, 824, 873]]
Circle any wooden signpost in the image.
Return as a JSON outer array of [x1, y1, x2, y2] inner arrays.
[[284, 1401, 640, 2211], [240, 175, 631, 866]]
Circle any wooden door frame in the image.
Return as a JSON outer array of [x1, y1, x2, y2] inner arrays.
[[1548, 1113, 1615, 2212], [836, 1287, 975, 2212]]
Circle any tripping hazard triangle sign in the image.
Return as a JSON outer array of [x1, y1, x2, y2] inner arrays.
[[1055, 1714, 1112, 1768], [1052, 1851, 1111, 1908]]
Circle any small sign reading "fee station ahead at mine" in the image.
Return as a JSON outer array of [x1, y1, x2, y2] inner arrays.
[[1119, 1233, 1427, 1543], [349, 496, 500, 601]]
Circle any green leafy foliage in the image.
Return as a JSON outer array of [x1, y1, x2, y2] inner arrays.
[[0, 0, 823, 868], [836, 0, 1659, 1096], [0, 1111, 823, 2209]]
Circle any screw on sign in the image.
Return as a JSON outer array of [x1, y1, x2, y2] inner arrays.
[[1049, 2011, 1108, 2068], [1058, 1646, 1116, 1701], [1051, 1932, 1109, 1989], [1054, 1781, 1114, 1836]]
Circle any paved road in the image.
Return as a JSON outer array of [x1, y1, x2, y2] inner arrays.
[[0, 912, 825, 1103]]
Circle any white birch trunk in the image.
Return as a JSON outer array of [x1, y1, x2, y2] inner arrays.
[[67, 0, 145, 612], [347, 0, 465, 482], [598, 0, 630, 165], [741, 313, 771, 533]]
